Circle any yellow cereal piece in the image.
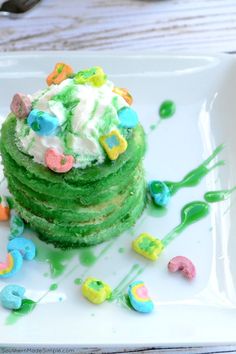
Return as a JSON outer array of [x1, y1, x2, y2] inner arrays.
[[99, 130, 127, 160], [74, 66, 107, 87], [132, 233, 164, 261], [81, 277, 112, 304]]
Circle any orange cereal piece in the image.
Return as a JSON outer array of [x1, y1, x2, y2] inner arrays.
[[0, 196, 10, 221], [113, 87, 133, 106], [46, 63, 74, 86]]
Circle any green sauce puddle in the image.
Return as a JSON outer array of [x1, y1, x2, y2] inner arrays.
[[149, 124, 157, 131], [165, 144, 224, 196], [74, 278, 83, 285], [34, 238, 77, 278], [149, 100, 176, 132], [159, 100, 176, 119], [117, 294, 133, 310], [5, 299, 37, 325], [4, 239, 117, 325], [146, 199, 168, 217], [78, 247, 96, 267], [49, 283, 58, 291], [204, 187, 236, 203], [149, 120, 161, 132], [162, 201, 209, 247]]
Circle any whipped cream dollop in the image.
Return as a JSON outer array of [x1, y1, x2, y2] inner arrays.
[[15, 79, 128, 169]]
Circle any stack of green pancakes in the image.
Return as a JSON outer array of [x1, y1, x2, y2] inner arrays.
[[0, 65, 146, 249]]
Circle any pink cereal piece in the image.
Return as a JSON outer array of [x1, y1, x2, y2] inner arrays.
[[0, 254, 10, 271], [168, 256, 196, 280], [10, 93, 32, 119], [45, 148, 74, 173], [136, 285, 148, 299]]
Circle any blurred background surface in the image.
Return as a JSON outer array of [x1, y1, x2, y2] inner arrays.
[[0, 0, 236, 52]]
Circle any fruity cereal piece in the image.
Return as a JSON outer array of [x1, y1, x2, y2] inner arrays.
[[45, 148, 74, 173], [27, 109, 59, 136], [99, 130, 127, 161], [74, 66, 107, 87], [113, 87, 133, 106], [132, 233, 164, 261], [0, 250, 23, 279], [8, 237, 36, 261], [0, 196, 10, 221], [168, 256, 196, 280], [128, 281, 154, 313], [149, 180, 170, 207], [10, 214, 24, 238], [10, 93, 32, 119], [0, 284, 25, 310], [46, 63, 74, 86], [82, 277, 112, 304], [117, 107, 138, 128]]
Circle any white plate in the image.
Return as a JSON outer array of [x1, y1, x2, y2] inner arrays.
[[0, 52, 236, 349]]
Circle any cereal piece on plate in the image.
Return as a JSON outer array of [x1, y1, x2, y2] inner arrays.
[[168, 256, 196, 280], [128, 280, 154, 313], [0, 250, 23, 279], [8, 237, 36, 261], [82, 277, 112, 304], [132, 233, 164, 261], [0, 284, 25, 310]]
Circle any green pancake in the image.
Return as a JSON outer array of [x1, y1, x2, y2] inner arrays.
[[1, 69, 146, 249], [1, 115, 146, 248]]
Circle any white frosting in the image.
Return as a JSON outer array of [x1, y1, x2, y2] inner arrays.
[[16, 78, 128, 169]]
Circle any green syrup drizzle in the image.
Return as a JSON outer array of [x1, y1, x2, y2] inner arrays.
[[149, 121, 161, 132], [74, 278, 83, 285], [78, 247, 96, 267], [5, 299, 37, 325], [77, 239, 116, 282], [52, 84, 80, 155], [26, 137, 35, 153], [204, 187, 236, 203], [116, 294, 133, 310], [159, 100, 176, 119], [146, 199, 168, 218], [81, 99, 99, 131], [165, 144, 224, 196], [35, 239, 77, 278], [108, 264, 143, 303], [149, 124, 157, 131], [162, 201, 210, 247], [112, 96, 119, 111], [149, 100, 176, 131], [49, 283, 58, 291], [4, 236, 117, 325]]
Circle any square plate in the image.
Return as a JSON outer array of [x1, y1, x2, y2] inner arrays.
[[0, 52, 236, 349]]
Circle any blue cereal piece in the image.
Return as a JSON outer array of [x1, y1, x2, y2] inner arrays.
[[27, 109, 59, 136], [10, 214, 24, 238], [149, 180, 170, 207], [0, 284, 25, 310], [0, 250, 23, 279], [117, 107, 138, 128], [128, 281, 154, 314], [8, 237, 36, 261]]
